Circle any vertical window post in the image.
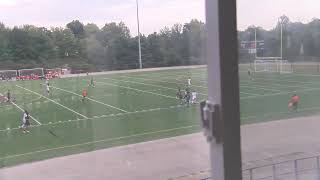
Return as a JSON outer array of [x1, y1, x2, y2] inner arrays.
[[204, 0, 242, 179]]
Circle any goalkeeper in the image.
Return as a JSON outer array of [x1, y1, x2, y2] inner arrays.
[[288, 94, 300, 112]]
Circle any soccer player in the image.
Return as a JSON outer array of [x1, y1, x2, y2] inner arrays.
[[82, 89, 88, 101], [176, 88, 184, 104], [191, 91, 197, 104], [20, 110, 30, 133], [6, 90, 11, 102], [45, 79, 49, 86], [288, 94, 300, 112], [46, 83, 50, 95], [248, 68, 253, 80], [89, 77, 95, 87], [187, 77, 191, 86], [184, 89, 191, 106]]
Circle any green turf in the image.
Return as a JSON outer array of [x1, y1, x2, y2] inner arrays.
[[1, 66, 320, 168]]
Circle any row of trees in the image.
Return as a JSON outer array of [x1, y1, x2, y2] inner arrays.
[[239, 15, 320, 62], [0, 19, 205, 71]]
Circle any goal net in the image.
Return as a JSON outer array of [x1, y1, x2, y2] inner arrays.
[[279, 60, 293, 73], [45, 68, 62, 79], [18, 68, 44, 78], [254, 59, 292, 73], [0, 70, 18, 80], [254, 59, 280, 72]]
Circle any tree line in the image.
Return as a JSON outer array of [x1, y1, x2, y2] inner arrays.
[[0, 19, 205, 72], [238, 15, 320, 63]]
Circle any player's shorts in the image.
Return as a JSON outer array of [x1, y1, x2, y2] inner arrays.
[[292, 102, 298, 107], [21, 121, 30, 128]]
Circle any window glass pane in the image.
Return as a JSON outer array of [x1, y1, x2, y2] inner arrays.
[[238, 1, 320, 179], [0, 0, 210, 179]]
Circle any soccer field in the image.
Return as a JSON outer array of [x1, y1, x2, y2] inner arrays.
[[1, 66, 320, 167]]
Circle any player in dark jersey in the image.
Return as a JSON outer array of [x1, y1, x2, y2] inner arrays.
[[21, 110, 31, 133], [6, 90, 11, 102], [176, 88, 184, 104], [248, 68, 253, 80], [90, 77, 95, 87], [184, 89, 191, 106]]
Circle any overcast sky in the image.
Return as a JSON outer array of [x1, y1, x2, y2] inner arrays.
[[0, 0, 320, 35]]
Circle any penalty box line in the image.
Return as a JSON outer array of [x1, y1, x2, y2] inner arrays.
[[107, 76, 208, 96], [0, 104, 195, 132], [0, 93, 41, 125], [95, 81, 177, 100], [44, 84, 128, 113], [121, 75, 207, 89], [16, 85, 88, 119]]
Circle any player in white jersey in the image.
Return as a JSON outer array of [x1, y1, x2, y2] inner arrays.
[[187, 77, 191, 86], [191, 91, 197, 104], [46, 84, 50, 95], [21, 110, 30, 133]]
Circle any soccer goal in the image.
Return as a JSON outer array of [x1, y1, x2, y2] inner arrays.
[[254, 58, 293, 73], [279, 60, 293, 73], [45, 68, 62, 78], [0, 70, 18, 80], [18, 68, 44, 77]]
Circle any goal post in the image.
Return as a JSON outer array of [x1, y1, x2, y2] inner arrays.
[[0, 70, 18, 80], [254, 58, 292, 73], [18, 68, 44, 77], [254, 59, 280, 73], [279, 60, 293, 73]]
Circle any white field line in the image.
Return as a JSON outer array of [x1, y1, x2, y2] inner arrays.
[[0, 104, 192, 132], [16, 85, 88, 119], [4, 102, 320, 133], [47, 85, 128, 113], [147, 72, 208, 83], [248, 77, 315, 86], [105, 77, 208, 96], [0, 93, 41, 125], [132, 71, 282, 96], [127, 75, 207, 89], [240, 91, 261, 96], [240, 84, 283, 93], [95, 81, 177, 99], [147, 70, 207, 79], [241, 105, 320, 120], [175, 70, 318, 87], [0, 125, 199, 160], [284, 73, 320, 77], [165, 74, 208, 83], [175, 76, 207, 83], [241, 87, 320, 100], [241, 81, 314, 89], [170, 71, 316, 90], [0, 125, 40, 132]]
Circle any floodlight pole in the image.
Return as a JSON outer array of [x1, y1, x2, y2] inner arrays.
[[255, 28, 257, 59], [136, 0, 142, 69], [280, 23, 283, 59], [278, 18, 283, 59]]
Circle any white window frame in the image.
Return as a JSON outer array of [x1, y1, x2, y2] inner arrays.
[[205, 0, 242, 179]]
